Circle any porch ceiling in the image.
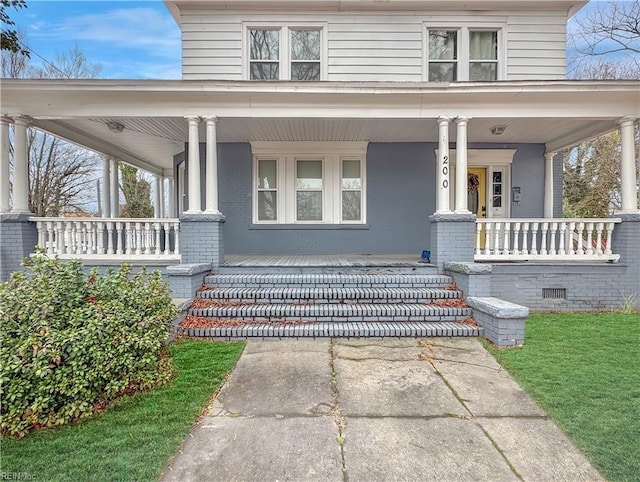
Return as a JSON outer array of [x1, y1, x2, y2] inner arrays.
[[2, 79, 638, 173]]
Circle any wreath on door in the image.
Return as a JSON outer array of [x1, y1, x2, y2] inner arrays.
[[468, 173, 480, 193]]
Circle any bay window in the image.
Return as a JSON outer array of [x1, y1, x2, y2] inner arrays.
[[252, 142, 367, 224]]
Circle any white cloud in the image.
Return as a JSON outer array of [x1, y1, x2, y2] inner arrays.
[[28, 6, 181, 59]]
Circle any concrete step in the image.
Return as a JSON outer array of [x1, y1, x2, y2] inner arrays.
[[188, 303, 471, 322], [217, 265, 438, 275], [176, 321, 483, 339], [197, 286, 462, 303], [204, 273, 454, 289]]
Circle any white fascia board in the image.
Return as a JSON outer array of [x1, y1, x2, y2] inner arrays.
[[33, 119, 165, 176], [2, 79, 638, 120], [168, 0, 585, 12]]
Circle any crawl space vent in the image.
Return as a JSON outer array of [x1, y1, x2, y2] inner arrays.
[[542, 288, 567, 300]]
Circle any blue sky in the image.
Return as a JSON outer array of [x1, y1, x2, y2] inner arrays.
[[6, 0, 609, 79], [10, 0, 182, 79]]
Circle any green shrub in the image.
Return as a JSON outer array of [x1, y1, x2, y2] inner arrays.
[[0, 256, 179, 438]]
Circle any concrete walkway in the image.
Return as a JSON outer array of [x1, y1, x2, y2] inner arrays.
[[161, 339, 603, 482]]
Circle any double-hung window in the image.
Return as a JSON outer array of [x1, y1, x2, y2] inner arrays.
[[426, 26, 502, 81], [247, 25, 324, 80], [252, 142, 367, 224]]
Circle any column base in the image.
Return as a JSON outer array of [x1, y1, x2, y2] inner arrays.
[[429, 213, 476, 270], [1, 213, 38, 281], [179, 212, 225, 267]]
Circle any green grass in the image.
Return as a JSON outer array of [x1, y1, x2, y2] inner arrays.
[[1, 340, 245, 482], [484, 312, 640, 482]]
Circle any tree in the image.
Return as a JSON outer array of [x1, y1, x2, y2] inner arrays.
[[119, 163, 154, 218], [2, 32, 103, 216], [564, 2, 640, 217], [0, 0, 28, 56]]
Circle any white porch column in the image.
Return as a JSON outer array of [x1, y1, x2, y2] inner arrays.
[[204, 116, 220, 214], [454, 117, 470, 213], [12, 116, 30, 213], [153, 175, 162, 218], [619, 117, 639, 213], [544, 151, 555, 218], [102, 157, 111, 218], [436, 117, 451, 213], [185, 116, 202, 213], [110, 158, 119, 218], [0, 117, 10, 213], [168, 178, 176, 217], [159, 177, 166, 218]]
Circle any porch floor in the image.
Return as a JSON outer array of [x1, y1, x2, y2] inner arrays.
[[222, 254, 429, 268]]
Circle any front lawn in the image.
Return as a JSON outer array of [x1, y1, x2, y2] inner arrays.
[[484, 312, 639, 482], [1, 340, 245, 482]]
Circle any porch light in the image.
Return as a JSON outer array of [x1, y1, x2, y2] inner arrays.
[[107, 121, 125, 133], [490, 125, 507, 136]]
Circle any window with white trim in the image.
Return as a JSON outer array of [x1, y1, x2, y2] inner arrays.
[[252, 142, 367, 224], [426, 26, 502, 81], [247, 25, 324, 80]]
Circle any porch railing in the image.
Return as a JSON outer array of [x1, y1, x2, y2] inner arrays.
[[30, 217, 181, 262], [474, 218, 622, 262]]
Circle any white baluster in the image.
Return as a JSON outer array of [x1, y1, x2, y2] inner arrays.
[[596, 222, 604, 255], [513, 222, 521, 256], [125, 222, 133, 255], [605, 222, 615, 255], [540, 222, 548, 255], [144, 222, 152, 255], [163, 222, 170, 256], [96, 222, 104, 255], [549, 222, 558, 255], [577, 222, 585, 256], [116, 222, 124, 255], [174, 223, 180, 255], [558, 222, 566, 256], [56, 221, 64, 254], [86, 222, 94, 254], [521, 223, 529, 256], [493, 223, 501, 256], [484, 222, 491, 256], [135, 222, 142, 255], [502, 222, 511, 256], [46, 221, 55, 254], [106, 221, 114, 255], [154, 222, 161, 255], [586, 222, 594, 255], [530, 222, 537, 255], [475, 222, 482, 256]]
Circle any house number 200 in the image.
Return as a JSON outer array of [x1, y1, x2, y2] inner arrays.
[[442, 155, 449, 188]]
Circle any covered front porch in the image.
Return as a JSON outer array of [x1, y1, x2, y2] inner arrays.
[[1, 79, 638, 309]]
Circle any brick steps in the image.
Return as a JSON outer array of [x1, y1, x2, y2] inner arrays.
[[189, 303, 471, 321], [205, 273, 453, 288], [179, 271, 479, 339], [197, 287, 461, 303], [177, 321, 482, 339]]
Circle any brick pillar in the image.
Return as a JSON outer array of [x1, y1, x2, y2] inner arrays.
[[179, 213, 225, 267], [0, 213, 38, 281], [429, 213, 476, 270], [611, 213, 640, 300]]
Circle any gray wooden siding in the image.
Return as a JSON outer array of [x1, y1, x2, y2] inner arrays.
[[180, 11, 567, 81]]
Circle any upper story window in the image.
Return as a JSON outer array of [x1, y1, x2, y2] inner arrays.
[[426, 26, 502, 81], [247, 25, 324, 81]]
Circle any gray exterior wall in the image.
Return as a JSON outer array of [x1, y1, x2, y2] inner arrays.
[[0, 214, 38, 281], [490, 263, 631, 311], [175, 141, 548, 255]]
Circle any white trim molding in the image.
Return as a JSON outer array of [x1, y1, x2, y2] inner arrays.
[[251, 141, 368, 225]]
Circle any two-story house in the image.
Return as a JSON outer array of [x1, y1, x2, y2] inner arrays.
[[1, 0, 639, 341]]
